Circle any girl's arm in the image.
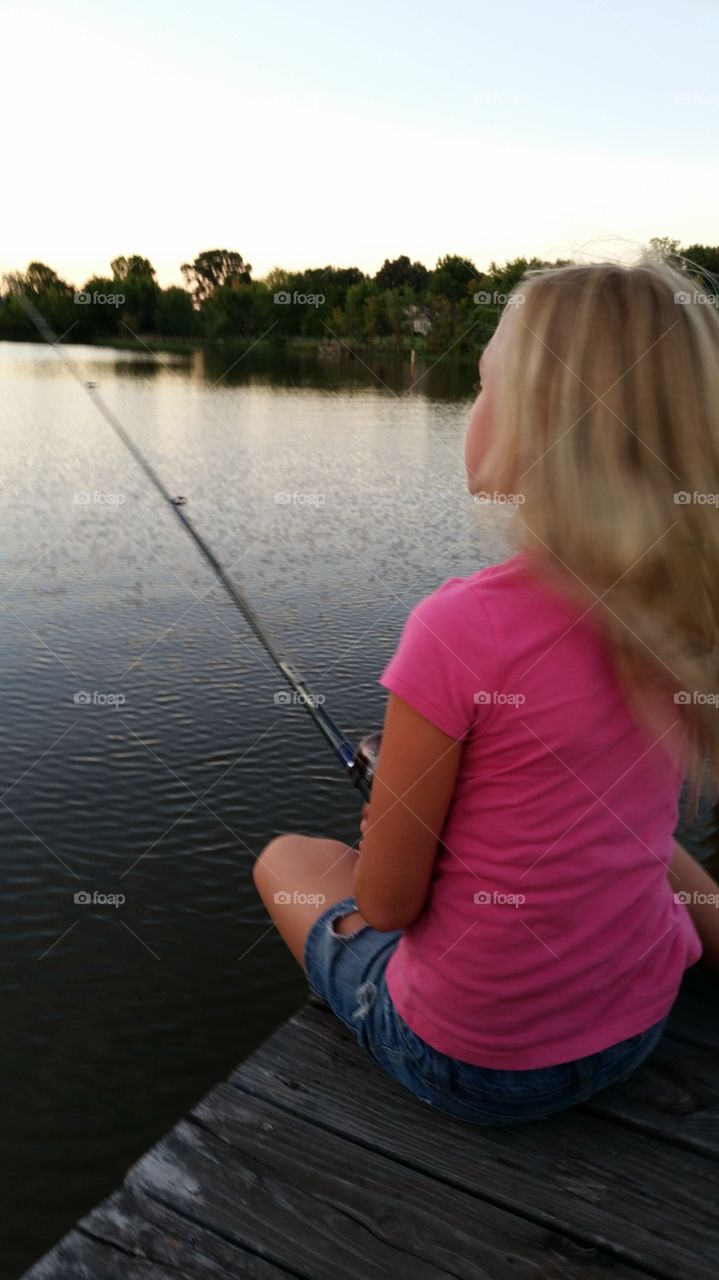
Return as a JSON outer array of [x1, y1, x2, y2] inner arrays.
[[353, 693, 464, 931], [669, 841, 719, 980]]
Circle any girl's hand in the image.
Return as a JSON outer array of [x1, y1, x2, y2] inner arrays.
[[359, 803, 370, 848], [352, 692, 462, 931]]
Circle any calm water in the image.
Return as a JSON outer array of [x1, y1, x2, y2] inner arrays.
[[1, 341, 716, 1277]]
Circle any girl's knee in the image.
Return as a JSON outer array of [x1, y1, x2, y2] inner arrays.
[[253, 833, 301, 885]]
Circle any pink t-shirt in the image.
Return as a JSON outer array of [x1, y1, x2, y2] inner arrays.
[[380, 552, 702, 1069]]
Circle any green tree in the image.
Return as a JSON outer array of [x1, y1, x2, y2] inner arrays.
[[323, 265, 366, 301], [103, 256, 159, 332], [648, 236, 682, 260], [202, 280, 272, 340], [375, 255, 428, 293], [426, 256, 482, 347], [1, 261, 75, 337], [343, 280, 378, 339], [181, 249, 252, 303], [23, 262, 72, 295], [154, 286, 200, 338], [363, 292, 387, 342], [429, 255, 480, 303], [681, 244, 719, 276], [74, 275, 120, 338], [265, 266, 367, 338], [0, 293, 35, 339], [680, 244, 719, 296], [426, 295, 456, 353], [264, 267, 292, 297], [327, 303, 351, 338], [383, 287, 416, 345], [110, 255, 157, 281]]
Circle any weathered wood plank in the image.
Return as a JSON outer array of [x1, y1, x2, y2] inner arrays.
[[21, 1233, 179, 1280], [234, 1003, 719, 1280], [20, 964, 718, 1280], [588, 1034, 719, 1150], [22, 1185, 294, 1279], [125, 1083, 651, 1280]]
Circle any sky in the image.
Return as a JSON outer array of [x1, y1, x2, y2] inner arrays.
[[2, 0, 718, 287]]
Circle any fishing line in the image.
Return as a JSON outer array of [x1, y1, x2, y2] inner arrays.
[[19, 293, 377, 800]]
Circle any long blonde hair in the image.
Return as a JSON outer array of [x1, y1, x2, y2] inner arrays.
[[481, 254, 719, 812]]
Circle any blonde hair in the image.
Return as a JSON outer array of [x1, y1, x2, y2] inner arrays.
[[481, 254, 719, 812]]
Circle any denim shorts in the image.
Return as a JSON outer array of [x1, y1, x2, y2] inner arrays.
[[304, 897, 670, 1125]]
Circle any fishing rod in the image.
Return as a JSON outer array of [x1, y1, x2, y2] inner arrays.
[[19, 293, 379, 801]]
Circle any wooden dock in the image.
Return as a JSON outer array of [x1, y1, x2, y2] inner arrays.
[[23, 967, 718, 1280]]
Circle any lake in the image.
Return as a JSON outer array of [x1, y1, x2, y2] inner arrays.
[[1, 340, 716, 1278]]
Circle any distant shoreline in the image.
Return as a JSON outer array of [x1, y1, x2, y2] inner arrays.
[[1, 333, 480, 361]]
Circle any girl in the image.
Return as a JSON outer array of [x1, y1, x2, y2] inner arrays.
[[254, 255, 719, 1124]]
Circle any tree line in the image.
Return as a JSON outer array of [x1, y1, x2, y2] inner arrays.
[[1, 240, 717, 354]]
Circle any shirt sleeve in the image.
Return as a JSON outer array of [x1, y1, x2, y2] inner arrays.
[[379, 577, 497, 739]]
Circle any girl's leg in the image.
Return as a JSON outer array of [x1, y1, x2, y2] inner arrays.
[[253, 834, 367, 967], [669, 841, 719, 979]]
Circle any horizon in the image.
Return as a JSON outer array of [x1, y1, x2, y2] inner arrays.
[[2, 239, 679, 295]]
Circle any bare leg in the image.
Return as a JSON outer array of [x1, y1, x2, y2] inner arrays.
[[253, 834, 369, 967], [668, 842, 719, 979]]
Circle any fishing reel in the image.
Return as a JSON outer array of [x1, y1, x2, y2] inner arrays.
[[350, 732, 382, 795]]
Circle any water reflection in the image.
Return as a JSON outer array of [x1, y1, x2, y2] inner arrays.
[[194, 343, 481, 399]]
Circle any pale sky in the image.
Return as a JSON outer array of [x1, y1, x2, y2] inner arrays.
[[2, 0, 718, 288]]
